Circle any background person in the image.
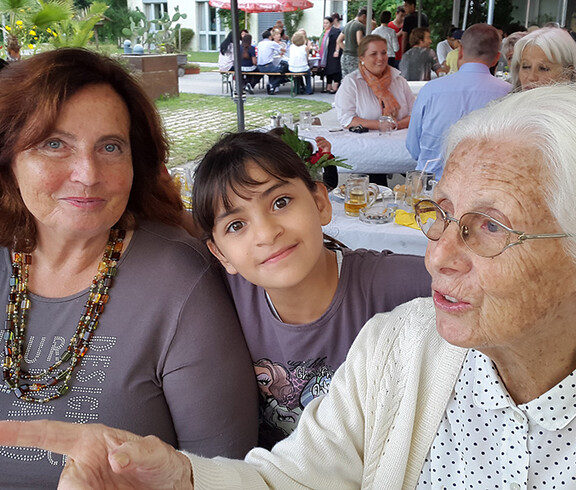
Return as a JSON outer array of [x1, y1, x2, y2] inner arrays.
[[239, 33, 259, 94], [406, 23, 511, 180], [436, 26, 463, 65], [337, 7, 367, 77], [400, 27, 446, 81], [0, 48, 258, 487], [217, 31, 234, 72], [402, 0, 428, 53], [288, 30, 313, 95], [388, 5, 406, 67], [257, 29, 287, 95], [510, 26, 576, 90], [318, 16, 342, 93], [331, 12, 342, 30], [372, 11, 400, 66], [497, 30, 527, 74], [4, 84, 576, 490], [335, 35, 415, 130]]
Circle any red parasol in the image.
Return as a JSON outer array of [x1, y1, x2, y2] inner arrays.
[[209, 0, 313, 13]]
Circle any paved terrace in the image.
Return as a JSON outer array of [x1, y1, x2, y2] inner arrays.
[[173, 63, 340, 127]]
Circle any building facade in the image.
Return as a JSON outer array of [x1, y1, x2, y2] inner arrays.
[[127, 0, 575, 52]]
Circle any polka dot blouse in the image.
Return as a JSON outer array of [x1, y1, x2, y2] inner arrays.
[[417, 349, 576, 489]]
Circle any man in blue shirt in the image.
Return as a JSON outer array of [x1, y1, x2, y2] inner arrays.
[[406, 23, 511, 179]]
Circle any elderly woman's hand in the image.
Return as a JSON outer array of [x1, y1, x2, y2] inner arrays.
[[0, 421, 194, 490]]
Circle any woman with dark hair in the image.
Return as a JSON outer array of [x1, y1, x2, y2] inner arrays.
[[218, 31, 235, 71], [190, 131, 429, 449], [240, 33, 260, 94], [318, 16, 342, 93], [0, 48, 257, 487]]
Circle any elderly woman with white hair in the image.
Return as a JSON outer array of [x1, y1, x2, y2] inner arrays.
[[1, 85, 576, 489], [510, 26, 576, 90]]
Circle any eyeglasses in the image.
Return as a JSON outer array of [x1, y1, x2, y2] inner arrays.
[[414, 199, 569, 258]]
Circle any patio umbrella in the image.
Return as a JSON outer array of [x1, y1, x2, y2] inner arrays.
[[210, 0, 313, 13], [209, 0, 313, 130]]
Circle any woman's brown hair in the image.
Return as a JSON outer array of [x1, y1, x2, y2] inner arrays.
[[0, 48, 183, 251]]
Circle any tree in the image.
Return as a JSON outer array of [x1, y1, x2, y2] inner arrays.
[[0, 0, 74, 59], [49, 1, 107, 47]]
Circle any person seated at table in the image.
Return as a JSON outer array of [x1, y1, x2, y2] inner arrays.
[[0, 48, 258, 488], [510, 26, 576, 90], [335, 34, 415, 130], [239, 33, 260, 94], [4, 84, 576, 490], [436, 26, 462, 65], [497, 30, 527, 74], [257, 29, 287, 95], [400, 27, 446, 81], [217, 31, 235, 72], [288, 30, 313, 95], [192, 131, 431, 449]]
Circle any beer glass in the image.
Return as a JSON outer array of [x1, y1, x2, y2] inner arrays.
[[344, 174, 379, 217]]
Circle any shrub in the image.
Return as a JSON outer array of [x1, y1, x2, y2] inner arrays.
[[179, 27, 194, 50]]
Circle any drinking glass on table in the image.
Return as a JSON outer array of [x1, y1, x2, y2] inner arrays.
[[170, 166, 194, 211], [344, 174, 379, 217], [299, 111, 313, 130], [279, 113, 294, 129], [378, 115, 398, 136], [405, 171, 436, 209]]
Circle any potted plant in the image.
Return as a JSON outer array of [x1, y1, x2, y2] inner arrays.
[[184, 62, 200, 75]]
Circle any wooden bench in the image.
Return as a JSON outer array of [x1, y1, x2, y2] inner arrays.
[[220, 71, 313, 97]]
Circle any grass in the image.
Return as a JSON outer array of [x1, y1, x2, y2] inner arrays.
[[156, 93, 332, 167], [186, 51, 218, 63]]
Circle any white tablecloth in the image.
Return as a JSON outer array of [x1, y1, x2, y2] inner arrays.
[[300, 127, 417, 174], [323, 195, 428, 256]]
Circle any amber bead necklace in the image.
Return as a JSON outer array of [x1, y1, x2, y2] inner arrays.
[[3, 228, 125, 403]]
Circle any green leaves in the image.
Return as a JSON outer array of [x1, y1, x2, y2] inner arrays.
[[49, 1, 108, 48]]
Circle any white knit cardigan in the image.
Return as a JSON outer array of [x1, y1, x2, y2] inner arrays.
[[187, 297, 467, 489]]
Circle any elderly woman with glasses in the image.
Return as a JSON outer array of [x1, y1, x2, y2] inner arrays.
[[1, 85, 576, 489]]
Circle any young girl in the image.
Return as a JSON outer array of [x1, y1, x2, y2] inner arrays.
[[193, 131, 431, 448]]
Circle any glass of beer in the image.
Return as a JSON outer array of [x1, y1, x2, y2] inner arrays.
[[405, 171, 436, 209], [344, 174, 379, 217]]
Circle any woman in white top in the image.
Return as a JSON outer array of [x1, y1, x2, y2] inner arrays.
[[335, 35, 414, 129], [288, 30, 313, 95], [217, 32, 234, 72]]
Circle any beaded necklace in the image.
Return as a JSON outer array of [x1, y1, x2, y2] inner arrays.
[[3, 228, 125, 403]]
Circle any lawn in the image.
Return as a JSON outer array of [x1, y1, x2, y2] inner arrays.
[[156, 93, 332, 167], [186, 51, 218, 63]]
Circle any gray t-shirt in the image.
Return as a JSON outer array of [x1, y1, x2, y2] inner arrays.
[[226, 247, 431, 448], [343, 19, 366, 55], [0, 221, 257, 488], [400, 46, 441, 81]]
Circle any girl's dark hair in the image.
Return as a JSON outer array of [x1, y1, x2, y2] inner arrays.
[[193, 131, 316, 240], [241, 34, 252, 59], [220, 32, 234, 54], [0, 48, 183, 252]]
